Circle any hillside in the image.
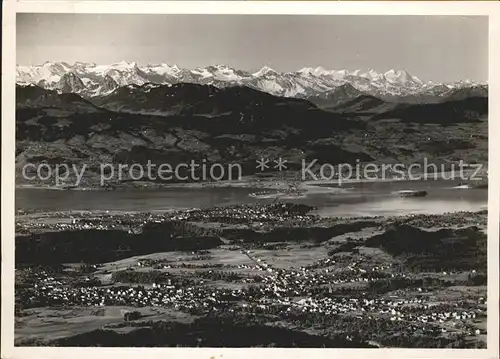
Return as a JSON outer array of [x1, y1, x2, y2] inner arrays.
[[16, 85, 103, 114], [92, 83, 318, 117], [15, 84, 488, 188], [329, 95, 398, 114], [306, 84, 365, 108], [372, 97, 487, 125]]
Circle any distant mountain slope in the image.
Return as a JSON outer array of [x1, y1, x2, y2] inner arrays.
[[89, 83, 362, 134], [17, 83, 366, 135], [441, 85, 488, 102], [92, 82, 316, 115], [91, 83, 220, 115], [329, 95, 398, 114], [16, 84, 103, 113], [15, 83, 488, 188], [16, 84, 373, 187], [373, 97, 487, 125], [379, 84, 488, 104], [305, 83, 364, 108]]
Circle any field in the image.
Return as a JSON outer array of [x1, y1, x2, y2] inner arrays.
[[15, 203, 488, 347]]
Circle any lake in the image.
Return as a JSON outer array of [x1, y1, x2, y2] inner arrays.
[[15, 178, 487, 218]]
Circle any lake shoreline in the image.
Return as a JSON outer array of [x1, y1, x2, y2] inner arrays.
[[15, 176, 488, 218], [15, 168, 488, 193]]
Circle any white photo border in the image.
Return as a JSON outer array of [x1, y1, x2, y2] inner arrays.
[[2, 2, 499, 359]]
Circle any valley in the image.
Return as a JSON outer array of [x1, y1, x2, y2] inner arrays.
[[14, 60, 490, 348]]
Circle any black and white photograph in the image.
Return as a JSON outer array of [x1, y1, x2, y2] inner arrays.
[[2, 2, 500, 355]]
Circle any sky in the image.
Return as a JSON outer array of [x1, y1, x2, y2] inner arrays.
[[17, 14, 488, 83]]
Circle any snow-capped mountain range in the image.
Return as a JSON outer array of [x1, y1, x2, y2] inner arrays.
[[16, 61, 486, 100]]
